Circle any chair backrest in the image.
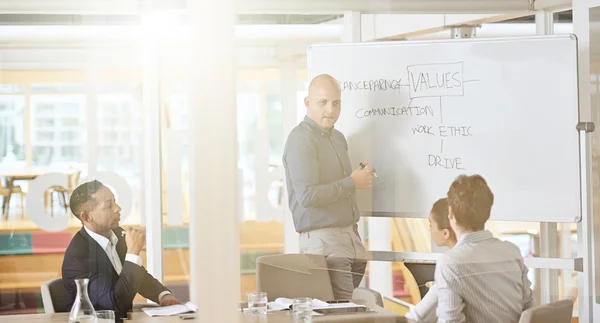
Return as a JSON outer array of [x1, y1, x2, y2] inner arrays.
[[352, 287, 384, 307], [404, 263, 436, 298], [519, 299, 574, 323], [41, 277, 67, 313], [256, 254, 335, 301]]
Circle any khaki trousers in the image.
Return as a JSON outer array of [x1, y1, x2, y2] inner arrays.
[[299, 225, 368, 300]]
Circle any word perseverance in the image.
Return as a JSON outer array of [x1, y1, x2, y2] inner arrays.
[[411, 125, 473, 137], [428, 155, 466, 170], [355, 106, 434, 118], [339, 79, 404, 92]]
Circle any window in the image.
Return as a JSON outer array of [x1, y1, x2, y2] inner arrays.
[[0, 95, 26, 165], [237, 91, 260, 221], [36, 104, 54, 115], [30, 83, 85, 93], [553, 10, 573, 35], [61, 118, 79, 127], [266, 94, 283, 160], [168, 93, 189, 131], [0, 84, 24, 94], [96, 93, 142, 222], [37, 118, 55, 128], [61, 146, 78, 160], [36, 131, 54, 141], [60, 131, 78, 141], [30, 95, 86, 165]]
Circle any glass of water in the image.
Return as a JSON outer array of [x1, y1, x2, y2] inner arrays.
[[71, 315, 96, 323], [247, 292, 268, 315], [95, 310, 115, 323], [293, 297, 313, 322]]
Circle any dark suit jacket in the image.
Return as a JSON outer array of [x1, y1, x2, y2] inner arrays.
[[62, 226, 168, 318]]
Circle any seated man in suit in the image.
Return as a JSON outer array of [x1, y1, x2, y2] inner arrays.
[[62, 180, 180, 318], [405, 197, 457, 323], [435, 175, 535, 323]]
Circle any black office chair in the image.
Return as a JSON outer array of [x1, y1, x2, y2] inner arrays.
[[41, 278, 67, 313], [404, 262, 436, 299]]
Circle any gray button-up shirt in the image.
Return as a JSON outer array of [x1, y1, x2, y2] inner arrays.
[[283, 116, 359, 233], [435, 230, 535, 323]]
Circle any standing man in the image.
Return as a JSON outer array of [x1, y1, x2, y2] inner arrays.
[[283, 74, 375, 300]]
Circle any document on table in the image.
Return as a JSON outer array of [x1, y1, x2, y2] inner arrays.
[[142, 302, 198, 317], [265, 298, 366, 312]]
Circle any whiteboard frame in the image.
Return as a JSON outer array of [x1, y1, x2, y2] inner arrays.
[[307, 34, 582, 223]]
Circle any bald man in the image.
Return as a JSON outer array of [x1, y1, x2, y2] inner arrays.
[[283, 74, 375, 300]]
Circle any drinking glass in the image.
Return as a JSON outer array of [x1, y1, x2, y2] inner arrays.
[[95, 310, 115, 323], [292, 297, 313, 322], [247, 292, 268, 315]]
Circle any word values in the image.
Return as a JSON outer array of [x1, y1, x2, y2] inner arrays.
[[407, 62, 464, 98], [411, 125, 473, 137]]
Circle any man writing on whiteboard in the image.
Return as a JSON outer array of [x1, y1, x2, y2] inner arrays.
[[283, 74, 375, 300]]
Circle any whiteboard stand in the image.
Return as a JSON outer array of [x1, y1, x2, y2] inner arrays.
[[540, 224, 559, 304], [577, 121, 595, 322]]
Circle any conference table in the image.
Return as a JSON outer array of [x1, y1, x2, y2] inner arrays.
[[0, 301, 408, 323]]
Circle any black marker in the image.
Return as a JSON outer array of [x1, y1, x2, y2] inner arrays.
[[359, 162, 378, 178]]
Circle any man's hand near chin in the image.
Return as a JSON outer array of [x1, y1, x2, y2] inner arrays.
[[159, 294, 181, 306]]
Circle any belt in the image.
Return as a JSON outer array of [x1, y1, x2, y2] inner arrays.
[[300, 224, 358, 237]]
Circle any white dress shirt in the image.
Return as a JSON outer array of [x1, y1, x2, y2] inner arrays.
[[84, 226, 171, 302], [435, 230, 535, 323]]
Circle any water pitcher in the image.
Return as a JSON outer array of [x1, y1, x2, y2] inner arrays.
[[68, 278, 97, 323]]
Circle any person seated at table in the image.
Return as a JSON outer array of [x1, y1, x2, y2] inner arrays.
[[435, 175, 535, 323], [405, 198, 457, 323], [62, 180, 181, 318]]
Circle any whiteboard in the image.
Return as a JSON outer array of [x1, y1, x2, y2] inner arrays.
[[307, 35, 581, 223]]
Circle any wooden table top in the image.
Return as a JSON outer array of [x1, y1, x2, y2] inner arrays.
[[0, 301, 407, 323]]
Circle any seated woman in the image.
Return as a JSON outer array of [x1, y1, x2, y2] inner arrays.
[[405, 198, 457, 323]]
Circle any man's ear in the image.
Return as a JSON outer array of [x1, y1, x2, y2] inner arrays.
[[80, 211, 92, 223], [304, 96, 310, 109], [448, 206, 455, 221]]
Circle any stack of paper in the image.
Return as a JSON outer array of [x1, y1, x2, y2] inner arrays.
[[265, 298, 366, 312], [142, 302, 198, 317], [324, 302, 367, 310]]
